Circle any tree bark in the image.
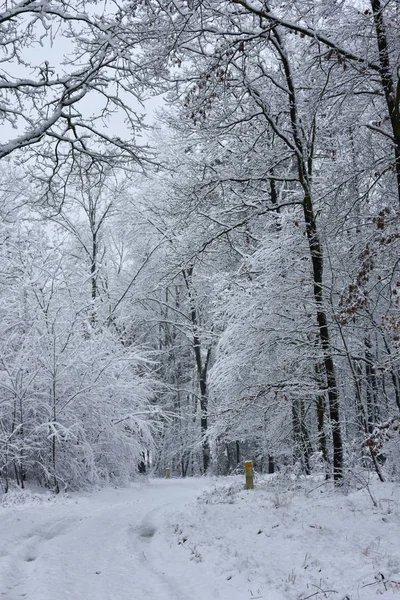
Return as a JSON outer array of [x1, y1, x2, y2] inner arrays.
[[303, 195, 343, 480], [370, 0, 400, 205], [182, 267, 211, 474]]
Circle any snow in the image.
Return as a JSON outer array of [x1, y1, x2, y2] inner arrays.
[[0, 476, 399, 600]]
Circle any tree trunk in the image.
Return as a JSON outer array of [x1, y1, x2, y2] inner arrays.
[[266, 22, 344, 481], [292, 399, 312, 475], [182, 267, 211, 474], [268, 455, 275, 474], [365, 336, 379, 433], [370, 0, 400, 205], [303, 195, 343, 480]]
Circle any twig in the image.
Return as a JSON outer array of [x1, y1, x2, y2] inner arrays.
[[306, 479, 334, 496], [301, 585, 338, 599]]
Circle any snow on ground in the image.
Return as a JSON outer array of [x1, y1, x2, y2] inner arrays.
[[0, 475, 399, 600], [173, 475, 400, 599]]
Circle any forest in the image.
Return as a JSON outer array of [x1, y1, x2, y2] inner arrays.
[[0, 0, 400, 493]]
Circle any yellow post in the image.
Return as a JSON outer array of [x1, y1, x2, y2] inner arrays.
[[165, 467, 171, 479], [245, 460, 254, 490]]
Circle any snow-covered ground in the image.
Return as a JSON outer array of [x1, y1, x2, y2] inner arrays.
[[0, 475, 399, 600]]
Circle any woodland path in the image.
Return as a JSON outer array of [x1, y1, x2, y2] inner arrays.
[[0, 479, 211, 600]]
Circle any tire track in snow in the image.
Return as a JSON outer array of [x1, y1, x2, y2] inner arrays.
[[0, 479, 209, 600], [0, 516, 82, 600]]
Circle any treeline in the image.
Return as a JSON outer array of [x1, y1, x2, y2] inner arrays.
[[0, 1, 399, 490]]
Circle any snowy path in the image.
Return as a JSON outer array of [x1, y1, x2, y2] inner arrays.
[[0, 479, 212, 600], [2, 477, 400, 600]]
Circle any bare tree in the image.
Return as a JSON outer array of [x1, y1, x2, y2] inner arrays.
[[0, 1, 156, 203]]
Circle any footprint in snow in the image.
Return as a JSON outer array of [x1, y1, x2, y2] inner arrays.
[[137, 523, 157, 539]]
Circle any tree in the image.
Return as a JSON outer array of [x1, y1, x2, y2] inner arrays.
[[133, 0, 400, 481], [138, 0, 347, 478], [0, 0, 157, 204], [0, 171, 158, 492]]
